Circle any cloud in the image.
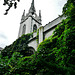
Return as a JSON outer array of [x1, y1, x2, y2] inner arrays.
[[0, 33, 7, 39], [0, 32, 8, 48], [0, 38, 8, 48], [57, 0, 67, 7], [0, 43, 6, 48]]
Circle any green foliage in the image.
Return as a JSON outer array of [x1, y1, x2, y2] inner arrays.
[[1, 33, 33, 58], [36, 29, 39, 43], [0, 52, 31, 75], [53, 20, 65, 37], [63, 0, 75, 17], [3, 0, 20, 15], [31, 0, 75, 74], [0, 0, 75, 74]]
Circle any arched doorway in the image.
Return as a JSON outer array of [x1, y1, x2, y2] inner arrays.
[[28, 47, 35, 55]]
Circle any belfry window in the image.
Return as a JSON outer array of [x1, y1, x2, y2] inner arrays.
[[33, 24, 37, 32], [22, 24, 26, 34]]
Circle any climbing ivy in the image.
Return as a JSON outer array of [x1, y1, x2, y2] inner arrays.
[[1, 33, 33, 58], [36, 29, 39, 44]]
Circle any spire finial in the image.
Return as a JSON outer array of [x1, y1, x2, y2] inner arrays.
[[23, 10, 25, 16], [39, 10, 41, 19], [39, 10, 42, 22], [21, 10, 25, 21], [29, 0, 36, 14]]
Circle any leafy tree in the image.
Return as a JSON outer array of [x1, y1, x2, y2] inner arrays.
[[0, 33, 34, 75], [3, 0, 20, 15], [0, 52, 31, 75], [1, 33, 33, 58]]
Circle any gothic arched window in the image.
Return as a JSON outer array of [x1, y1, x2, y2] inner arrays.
[[22, 24, 26, 34], [33, 24, 37, 32]]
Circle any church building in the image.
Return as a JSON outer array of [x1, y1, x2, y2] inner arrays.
[[18, 0, 66, 51]]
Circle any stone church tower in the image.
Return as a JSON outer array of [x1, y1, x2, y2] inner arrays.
[[18, 0, 42, 37]]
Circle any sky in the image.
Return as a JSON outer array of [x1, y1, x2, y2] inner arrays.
[[0, 0, 67, 48]]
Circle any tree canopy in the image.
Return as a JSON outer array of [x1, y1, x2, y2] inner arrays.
[[3, 0, 20, 15]]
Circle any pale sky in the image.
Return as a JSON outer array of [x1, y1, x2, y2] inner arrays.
[[0, 0, 67, 48]]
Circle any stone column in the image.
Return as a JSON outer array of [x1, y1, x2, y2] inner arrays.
[[39, 26, 44, 43]]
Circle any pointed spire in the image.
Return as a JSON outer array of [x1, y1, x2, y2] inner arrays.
[[21, 10, 25, 21], [23, 10, 25, 16], [39, 10, 42, 22], [39, 10, 41, 19], [22, 10, 25, 17], [29, 0, 36, 14]]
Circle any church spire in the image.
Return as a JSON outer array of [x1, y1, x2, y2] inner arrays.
[[21, 10, 25, 21], [39, 10, 42, 23], [29, 0, 36, 14], [39, 10, 41, 20], [22, 10, 25, 17]]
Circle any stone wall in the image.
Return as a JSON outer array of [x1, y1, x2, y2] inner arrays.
[[28, 32, 38, 51], [43, 15, 66, 39]]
